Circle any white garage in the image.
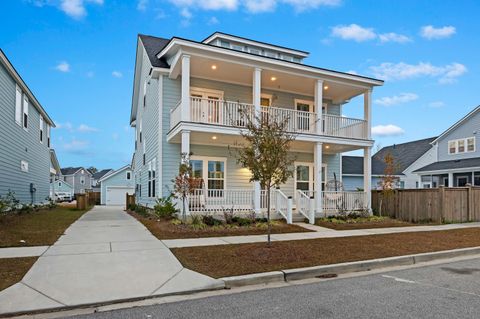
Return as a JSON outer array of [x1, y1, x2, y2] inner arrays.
[[99, 165, 135, 206], [106, 187, 135, 206]]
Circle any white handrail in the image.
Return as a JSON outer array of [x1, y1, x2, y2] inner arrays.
[[273, 189, 292, 224], [170, 100, 182, 128], [296, 190, 314, 223], [190, 97, 255, 127], [261, 106, 316, 133], [188, 189, 254, 213], [323, 114, 368, 139], [322, 191, 367, 215]]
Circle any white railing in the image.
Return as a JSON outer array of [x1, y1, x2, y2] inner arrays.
[[261, 106, 316, 133], [188, 189, 254, 213], [170, 100, 182, 128], [296, 190, 315, 224], [322, 191, 367, 215], [190, 97, 255, 128], [273, 189, 292, 224], [323, 114, 368, 139]]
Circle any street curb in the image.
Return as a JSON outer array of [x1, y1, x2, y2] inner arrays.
[[221, 246, 480, 287]]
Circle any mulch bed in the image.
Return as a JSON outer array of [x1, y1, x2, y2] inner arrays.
[[172, 228, 480, 278], [0, 207, 89, 247], [129, 211, 312, 240], [315, 218, 418, 230], [0, 257, 37, 291]]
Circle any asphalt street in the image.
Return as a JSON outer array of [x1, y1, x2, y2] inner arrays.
[[66, 258, 480, 319]]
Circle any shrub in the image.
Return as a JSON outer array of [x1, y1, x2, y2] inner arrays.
[[18, 204, 33, 214], [0, 190, 19, 214], [223, 207, 235, 224], [46, 197, 57, 210], [153, 196, 177, 220], [202, 215, 223, 226], [135, 205, 149, 217], [127, 203, 137, 211], [231, 216, 253, 226], [189, 214, 206, 229], [171, 218, 182, 226]]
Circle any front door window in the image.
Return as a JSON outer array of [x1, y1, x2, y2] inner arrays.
[[296, 165, 311, 192], [295, 100, 313, 132], [190, 89, 224, 124]]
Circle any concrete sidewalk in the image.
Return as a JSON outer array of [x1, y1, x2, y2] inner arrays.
[[162, 221, 480, 248], [0, 206, 223, 316]]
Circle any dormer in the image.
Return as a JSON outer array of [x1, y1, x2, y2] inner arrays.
[[202, 32, 309, 64]]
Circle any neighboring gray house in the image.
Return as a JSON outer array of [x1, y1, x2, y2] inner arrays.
[[49, 149, 61, 199], [342, 137, 436, 190], [99, 165, 134, 206], [60, 167, 93, 195], [130, 31, 383, 220], [91, 169, 113, 191], [0, 49, 55, 205], [414, 105, 480, 187]]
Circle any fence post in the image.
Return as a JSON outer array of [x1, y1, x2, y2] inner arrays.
[[286, 197, 293, 224], [309, 197, 315, 224], [439, 186, 445, 223], [467, 185, 473, 222]]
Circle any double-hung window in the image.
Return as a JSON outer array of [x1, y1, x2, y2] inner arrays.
[[467, 137, 475, 152], [15, 84, 22, 125], [190, 156, 226, 197], [448, 137, 476, 154], [47, 125, 51, 147], [23, 95, 29, 129], [147, 159, 156, 198], [39, 116, 44, 143]]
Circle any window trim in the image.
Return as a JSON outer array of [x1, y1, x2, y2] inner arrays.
[[126, 171, 131, 180], [448, 137, 476, 155], [294, 161, 327, 195], [190, 156, 227, 192], [15, 84, 22, 125], [22, 94, 29, 130], [39, 116, 44, 143]]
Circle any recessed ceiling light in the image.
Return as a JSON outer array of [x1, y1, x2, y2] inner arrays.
[[212, 136, 217, 140], [271, 76, 277, 81], [325, 145, 330, 149], [324, 85, 329, 90], [211, 65, 217, 70]]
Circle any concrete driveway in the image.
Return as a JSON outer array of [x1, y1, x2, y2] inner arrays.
[[0, 206, 223, 315]]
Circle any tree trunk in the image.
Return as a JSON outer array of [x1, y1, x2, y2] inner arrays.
[[267, 186, 271, 245], [182, 195, 186, 222]]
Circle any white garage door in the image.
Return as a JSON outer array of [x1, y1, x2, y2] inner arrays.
[[106, 187, 135, 206]]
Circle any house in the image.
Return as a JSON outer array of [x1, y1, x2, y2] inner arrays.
[[342, 137, 437, 190], [91, 169, 113, 190], [49, 150, 61, 199], [51, 179, 74, 200], [60, 167, 93, 195], [0, 49, 55, 205], [414, 105, 480, 187], [98, 165, 134, 206], [130, 32, 383, 221]]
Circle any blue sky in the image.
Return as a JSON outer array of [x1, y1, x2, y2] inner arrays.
[[1, 0, 478, 169]]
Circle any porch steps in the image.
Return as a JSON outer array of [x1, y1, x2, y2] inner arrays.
[[291, 210, 305, 223]]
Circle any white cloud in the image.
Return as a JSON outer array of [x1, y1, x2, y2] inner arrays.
[[346, 70, 357, 75], [372, 124, 405, 137], [428, 101, 445, 108], [370, 62, 467, 84], [331, 24, 376, 42], [207, 16, 219, 25], [55, 61, 70, 72], [137, 0, 148, 11], [420, 25, 456, 40], [112, 133, 119, 140], [62, 139, 89, 151], [78, 124, 99, 132], [282, 0, 341, 11], [59, 0, 103, 19], [244, 0, 276, 12], [374, 93, 418, 106], [378, 32, 412, 44], [169, 0, 238, 10], [112, 71, 123, 78], [55, 122, 74, 132]]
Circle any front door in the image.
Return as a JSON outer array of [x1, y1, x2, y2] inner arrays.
[[190, 88, 223, 123], [295, 100, 313, 132], [294, 163, 327, 197]]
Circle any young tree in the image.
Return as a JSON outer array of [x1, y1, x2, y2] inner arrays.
[[378, 152, 400, 216], [173, 153, 195, 222], [233, 110, 296, 245]]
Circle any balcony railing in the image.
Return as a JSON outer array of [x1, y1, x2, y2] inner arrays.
[[170, 97, 369, 139]]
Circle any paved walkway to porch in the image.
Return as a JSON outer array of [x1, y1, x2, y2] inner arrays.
[[162, 221, 480, 248], [0, 206, 223, 316]]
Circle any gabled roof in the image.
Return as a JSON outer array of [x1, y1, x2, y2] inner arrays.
[[372, 137, 437, 175], [98, 165, 131, 183], [92, 169, 113, 180], [138, 34, 170, 68], [431, 105, 480, 144], [60, 167, 91, 176], [414, 157, 480, 173], [342, 156, 388, 176], [0, 49, 55, 126]]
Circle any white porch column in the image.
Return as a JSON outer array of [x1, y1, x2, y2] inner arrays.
[[448, 172, 454, 187], [181, 130, 190, 159], [314, 79, 324, 134], [252, 67, 262, 214], [314, 142, 323, 216], [363, 146, 372, 211], [364, 89, 372, 139], [181, 55, 191, 122]]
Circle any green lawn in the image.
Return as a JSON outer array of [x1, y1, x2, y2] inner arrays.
[[0, 205, 90, 247]]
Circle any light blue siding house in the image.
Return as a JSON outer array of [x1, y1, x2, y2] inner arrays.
[[0, 49, 55, 205], [414, 105, 480, 187], [129, 32, 383, 221], [99, 165, 134, 206]]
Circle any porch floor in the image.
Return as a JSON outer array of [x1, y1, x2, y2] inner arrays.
[[161, 222, 480, 248]]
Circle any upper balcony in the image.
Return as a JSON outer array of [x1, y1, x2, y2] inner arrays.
[[170, 96, 368, 140]]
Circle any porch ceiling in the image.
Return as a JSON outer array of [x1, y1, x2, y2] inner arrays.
[[169, 131, 363, 154], [180, 55, 368, 104]]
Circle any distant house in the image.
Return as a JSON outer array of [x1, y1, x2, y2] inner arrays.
[[91, 169, 113, 191], [99, 165, 134, 206], [414, 105, 480, 187], [60, 167, 93, 195], [51, 180, 74, 198], [0, 49, 55, 204], [49, 150, 61, 199], [342, 137, 436, 190]]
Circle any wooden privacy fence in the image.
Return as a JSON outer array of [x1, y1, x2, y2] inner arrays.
[[372, 186, 480, 223], [126, 193, 135, 209]]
